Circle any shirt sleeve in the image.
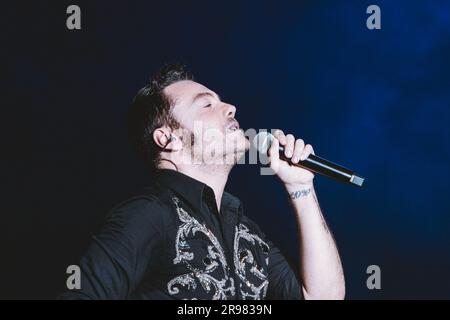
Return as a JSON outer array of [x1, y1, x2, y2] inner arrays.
[[265, 241, 304, 300], [241, 215, 303, 300], [59, 196, 165, 300]]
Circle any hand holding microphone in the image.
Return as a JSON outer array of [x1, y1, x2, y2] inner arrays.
[[253, 130, 365, 187]]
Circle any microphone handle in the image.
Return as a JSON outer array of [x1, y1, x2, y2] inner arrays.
[[278, 147, 364, 187]]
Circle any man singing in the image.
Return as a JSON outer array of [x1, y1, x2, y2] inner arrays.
[[60, 64, 345, 300]]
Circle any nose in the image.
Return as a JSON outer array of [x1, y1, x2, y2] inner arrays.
[[224, 103, 236, 119]]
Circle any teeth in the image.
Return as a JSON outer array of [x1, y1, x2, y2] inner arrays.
[[227, 122, 239, 131]]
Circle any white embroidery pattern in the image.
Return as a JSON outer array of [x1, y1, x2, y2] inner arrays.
[[167, 196, 235, 299], [233, 223, 270, 300]]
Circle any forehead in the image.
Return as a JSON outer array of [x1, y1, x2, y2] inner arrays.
[[163, 80, 212, 106]]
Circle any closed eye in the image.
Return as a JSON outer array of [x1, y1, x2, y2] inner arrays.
[[203, 103, 212, 108]]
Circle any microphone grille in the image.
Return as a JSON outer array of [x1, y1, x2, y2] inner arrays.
[[252, 132, 274, 154]]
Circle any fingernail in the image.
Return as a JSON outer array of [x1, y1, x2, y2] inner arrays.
[[292, 156, 298, 163]]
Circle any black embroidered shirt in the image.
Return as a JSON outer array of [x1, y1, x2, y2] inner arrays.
[[60, 169, 303, 300]]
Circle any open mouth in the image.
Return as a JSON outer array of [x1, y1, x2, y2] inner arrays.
[[226, 119, 240, 132]]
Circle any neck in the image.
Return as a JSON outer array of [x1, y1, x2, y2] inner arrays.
[[183, 165, 231, 211], [159, 161, 231, 211]]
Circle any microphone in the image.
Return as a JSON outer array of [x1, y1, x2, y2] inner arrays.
[[253, 132, 365, 187]]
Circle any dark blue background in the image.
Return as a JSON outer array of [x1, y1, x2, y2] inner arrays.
[[3, 0, 450, 299]]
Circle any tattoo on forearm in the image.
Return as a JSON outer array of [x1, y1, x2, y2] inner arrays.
[[289, 188, 311, 199]]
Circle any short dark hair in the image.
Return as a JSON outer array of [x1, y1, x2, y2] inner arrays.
[[127, 63, 194, 172]]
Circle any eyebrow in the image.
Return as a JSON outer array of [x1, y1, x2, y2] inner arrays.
[[192, 91, 221, 104]]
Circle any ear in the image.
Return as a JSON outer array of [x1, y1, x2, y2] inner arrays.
[[152, 127, 182, 151], [153, 128, 171, 149]]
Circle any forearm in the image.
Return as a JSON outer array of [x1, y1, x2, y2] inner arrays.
[[285, 183, 345, 300]]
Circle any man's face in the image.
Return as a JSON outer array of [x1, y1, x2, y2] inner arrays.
[[164, 80, 249, 165]]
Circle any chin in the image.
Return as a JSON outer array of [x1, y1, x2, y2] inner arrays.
[[235, 133, 250, 151], [224, 129, 246, 145], [243, 136, 250, 150]]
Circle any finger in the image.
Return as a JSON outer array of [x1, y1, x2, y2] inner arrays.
[[300, 144, 314, 161], [291, 139, 305, 164], [284, 134, 295, 158], [272, 129, 286, 146], [268, 136, 280, 170]]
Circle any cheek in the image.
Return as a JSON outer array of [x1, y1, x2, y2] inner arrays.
[[192, 114, 222, 133], [176, 113, 203, 134], [198, 118, 227, 147], [177, 111, 225, 146], [171, 108, 193, 131]]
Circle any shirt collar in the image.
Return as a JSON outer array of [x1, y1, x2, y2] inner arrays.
[[154, 169, 242, 215]]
